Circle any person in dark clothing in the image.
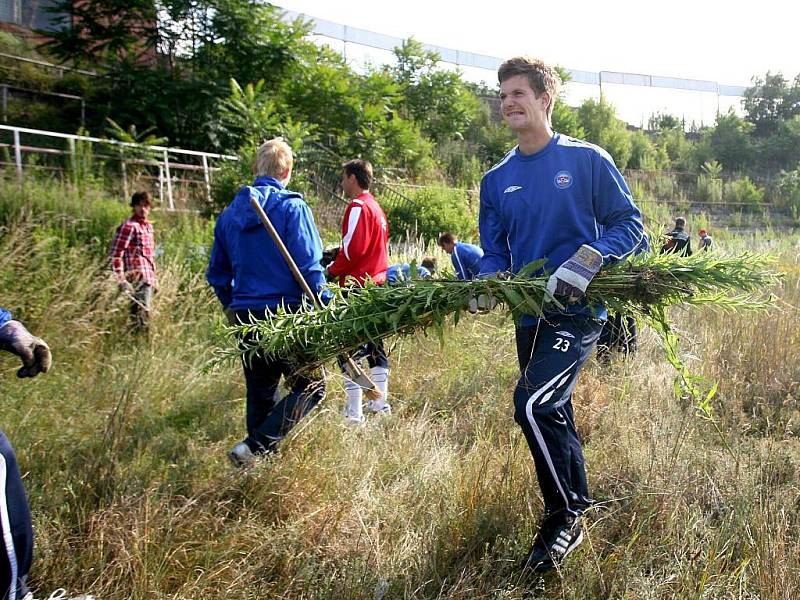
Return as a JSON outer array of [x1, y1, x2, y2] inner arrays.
[[596, 313, 638, 361], [661, 217, 693, 256]]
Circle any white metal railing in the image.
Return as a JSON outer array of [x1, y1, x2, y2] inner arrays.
[[0, 124, 238, 209]]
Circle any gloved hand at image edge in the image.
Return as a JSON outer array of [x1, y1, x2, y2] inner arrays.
[[546, 244, 603, 303], [0, 319, 52, 378]]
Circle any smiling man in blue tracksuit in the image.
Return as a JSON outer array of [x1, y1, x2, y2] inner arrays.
[[207, 138, 329, 467], [478, 57, 648, 574]]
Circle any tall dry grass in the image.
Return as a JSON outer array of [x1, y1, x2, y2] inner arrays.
[[0, 181, 799, 598]]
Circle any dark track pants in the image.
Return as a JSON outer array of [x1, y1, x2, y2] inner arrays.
[[0, 430, 32, 600], [236, 310, 326, 454], [514, 315, 603, 518]]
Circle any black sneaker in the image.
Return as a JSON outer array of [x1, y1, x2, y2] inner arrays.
[[521, 514, 584, 573]]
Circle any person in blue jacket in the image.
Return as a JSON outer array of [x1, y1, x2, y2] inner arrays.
[[207, 138, 329, 467], [478, 56, 648, 574], [386, 257, 436, 285], [437, 232, 483, 280], [0, 309, 49, 600]]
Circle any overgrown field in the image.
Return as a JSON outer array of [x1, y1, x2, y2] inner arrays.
[[1, 180, 799, 599]]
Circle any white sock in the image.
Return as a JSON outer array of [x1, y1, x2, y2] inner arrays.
[[369, 366, 389, 405], [344, 377, 363, 419]]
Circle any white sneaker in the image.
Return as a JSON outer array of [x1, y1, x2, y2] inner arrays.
[[366, 399, 392, 415], [227, 442, 255, 468], [23, 589, 95, 600], [344, 413, 366, 425]]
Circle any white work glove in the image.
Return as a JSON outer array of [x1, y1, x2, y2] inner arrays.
[[0, 320, 52, 378], [546, 244, 603, 303]]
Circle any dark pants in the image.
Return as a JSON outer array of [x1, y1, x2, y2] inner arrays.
[[513, 315, 603, 519], [336, 340, 389, 373], [597, 313, 637, 360], [236, 310, 325, 454], [129, 282, 153, 332], [0, 430, 32, 600]]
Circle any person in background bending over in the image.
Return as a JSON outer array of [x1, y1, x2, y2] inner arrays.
[[661, 217, 692, 256], [438, 232, 483, 280], [698, 228, 714, 251], [386, 257, 437, 284]]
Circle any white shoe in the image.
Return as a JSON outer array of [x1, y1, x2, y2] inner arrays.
[[344, 413, 366, 425], [228, 442, 255, 468], [366, 399, 392, 415]]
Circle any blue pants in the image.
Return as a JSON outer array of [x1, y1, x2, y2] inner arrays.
[[0, 429, 32, 600], [236, 310, 326, 454], [514, 315, 603, 518]]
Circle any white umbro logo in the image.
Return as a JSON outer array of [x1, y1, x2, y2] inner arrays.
[[503, 185, 522, 194]]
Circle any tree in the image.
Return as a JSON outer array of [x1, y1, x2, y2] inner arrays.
[[705, 110, 755, 173], [577, 98, 632, 169], [391, 39, 482, 143], [743, 72, 800, 137], [628, 130, 658, 170], [41, 0, 160, 65]]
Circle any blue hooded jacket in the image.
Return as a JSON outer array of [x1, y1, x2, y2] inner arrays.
[[0, 307, 10, 328], [206, 176, 327, 311]]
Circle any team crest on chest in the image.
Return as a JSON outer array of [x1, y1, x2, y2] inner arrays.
[[554, 170, 573, 189]]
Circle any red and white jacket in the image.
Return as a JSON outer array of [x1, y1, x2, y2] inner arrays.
[[328, 191, 389, 286]]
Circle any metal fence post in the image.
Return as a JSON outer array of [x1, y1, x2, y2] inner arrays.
[[158, 165, 164, 206], [202, 154, 211, 204], [163, 149, 174, 210], [68, 137, 75, 184], [13, 128, 22, 182], [121, 159, 128, 201]]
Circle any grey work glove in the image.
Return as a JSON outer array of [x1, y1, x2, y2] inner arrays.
[[0, 320, 52, 378], [118, 280, 135, 295], [467, 293, 498, 314], [546, 244, 603, 303]]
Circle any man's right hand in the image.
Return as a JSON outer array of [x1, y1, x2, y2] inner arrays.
[[118, 280, 134, 294], [0, 320, 52, 378]]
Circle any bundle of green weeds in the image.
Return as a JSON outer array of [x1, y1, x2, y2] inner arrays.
[[219, 251, 781, 368]]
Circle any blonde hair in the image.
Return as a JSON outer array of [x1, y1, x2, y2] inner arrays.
[[254, 138, 293, 179], [498, 56, 562, 120]]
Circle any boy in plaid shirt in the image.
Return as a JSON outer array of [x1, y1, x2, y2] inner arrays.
[[109, 191, 157, 332]]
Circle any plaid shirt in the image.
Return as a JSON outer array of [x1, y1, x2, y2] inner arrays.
[[109, 215, 157, 286]]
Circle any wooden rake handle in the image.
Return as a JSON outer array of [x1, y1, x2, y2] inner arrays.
[[249, 194, 381, 399]]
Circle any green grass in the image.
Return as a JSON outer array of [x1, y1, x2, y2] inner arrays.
[[1, 179, 799, 598]]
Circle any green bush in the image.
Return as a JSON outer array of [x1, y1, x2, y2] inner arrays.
[[723, 177, 764, 212], [387, 185, 477, 242], [697, 173, 723, 203], [768, 169, 800, 213]]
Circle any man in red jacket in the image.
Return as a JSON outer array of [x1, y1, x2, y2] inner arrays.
[[327, 159, 391, 422]]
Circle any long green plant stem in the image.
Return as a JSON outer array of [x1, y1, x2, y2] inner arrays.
[[214, 251, 781, 372]]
